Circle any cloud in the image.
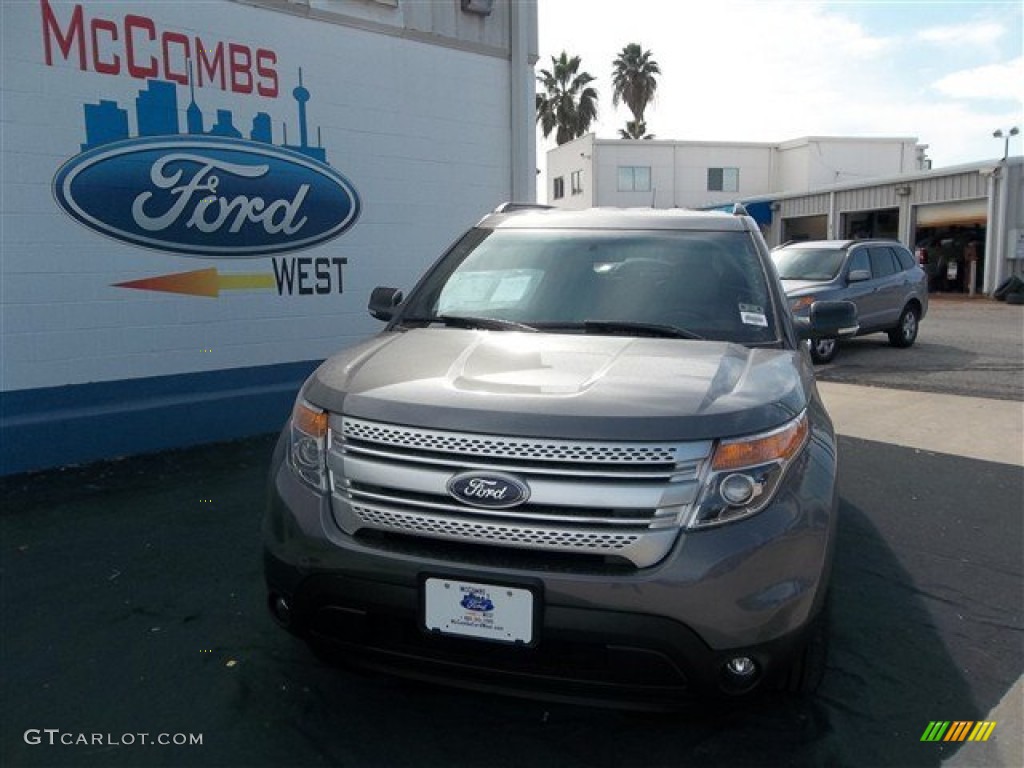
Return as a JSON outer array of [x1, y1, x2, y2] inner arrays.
[[932, 57, 1024, 100], [917, 22, 1004, 45], [535, 0, 1022, 177]]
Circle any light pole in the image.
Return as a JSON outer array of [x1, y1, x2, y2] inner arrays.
[[992, 127, 1019, 161]]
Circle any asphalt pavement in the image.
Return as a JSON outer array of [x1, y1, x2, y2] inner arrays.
[[2, 298, 1022, 768], [815, 296, 1024, 401]]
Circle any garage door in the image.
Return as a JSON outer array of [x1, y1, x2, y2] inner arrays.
[[915, 199, 987, 227]]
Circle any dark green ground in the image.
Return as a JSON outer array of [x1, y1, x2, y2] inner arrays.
[[2, 434, 1021, 767]]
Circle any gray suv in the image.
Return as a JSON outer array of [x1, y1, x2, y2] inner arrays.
[[264, 205, 856, 707], [772, 239, 928, 364]]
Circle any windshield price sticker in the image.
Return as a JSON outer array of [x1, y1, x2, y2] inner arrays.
[[424, 578, 534, 644], [739, 304, 768, 327]]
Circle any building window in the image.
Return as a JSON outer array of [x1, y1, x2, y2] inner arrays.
[[553, 176, 565, 200], [707, 167, 739, 192], [571, 170, 583, 195], [617, 166, 651, 192]]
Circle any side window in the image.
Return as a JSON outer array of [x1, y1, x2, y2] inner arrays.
[[707, 167, 739, 192], [893, 246, 915, 271], [848, 249, 870, 276], [868, 247, 898, 278], [553, 176, 565, 200], [617, 166, 651, 192]]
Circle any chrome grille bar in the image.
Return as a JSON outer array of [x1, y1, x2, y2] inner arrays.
[[338, 501, 681, 565], [339, 441, 699, 480], [340, 417, 709, 466], [346, 485, 662, 527]]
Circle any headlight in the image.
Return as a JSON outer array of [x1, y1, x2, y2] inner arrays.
[[288, 399, 328, 491], [789, 296, 815, 313], [688, 412, 809, 528]]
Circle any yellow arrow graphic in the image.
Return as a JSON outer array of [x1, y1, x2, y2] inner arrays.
[[114, 268, 276, 298]]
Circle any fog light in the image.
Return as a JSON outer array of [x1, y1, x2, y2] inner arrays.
[[720, 473, 756, 506], [270, 594, 292, 627], [726, 656, 757, 677]]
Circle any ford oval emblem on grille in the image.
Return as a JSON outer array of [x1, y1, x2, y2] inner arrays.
[[447, 472, 530, 509]]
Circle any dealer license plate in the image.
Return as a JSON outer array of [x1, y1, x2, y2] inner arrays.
[[423, 578, 534, 645]]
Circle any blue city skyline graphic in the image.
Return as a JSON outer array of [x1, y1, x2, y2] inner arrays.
[[80, 68, 327, 164], [55, 64, 361, 258]]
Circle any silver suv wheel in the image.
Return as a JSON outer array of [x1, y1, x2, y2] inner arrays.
[[888, 306, 919, 348], [810, 336, 838, 364]]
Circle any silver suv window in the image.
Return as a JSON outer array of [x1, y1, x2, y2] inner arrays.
[[403, 228, 778, 344], [868, 246, 898, 278], [772, 248, 846, 281]]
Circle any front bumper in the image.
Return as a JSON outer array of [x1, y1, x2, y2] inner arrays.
[[263, 425, 838, 706]]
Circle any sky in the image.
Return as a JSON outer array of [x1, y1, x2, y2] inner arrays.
[[535, 0, 1023, 170]]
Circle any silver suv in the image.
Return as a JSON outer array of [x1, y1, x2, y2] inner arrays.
[[772, 239, 928, 364], [264, 205, 856, 706]]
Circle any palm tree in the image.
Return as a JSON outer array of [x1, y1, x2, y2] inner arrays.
[[611, 44, 661, 139], [535, 52, 599, 146], [619, 120, 654, 140]]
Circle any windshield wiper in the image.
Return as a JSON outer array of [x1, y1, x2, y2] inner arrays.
[[538, 321, 704, 340], [401, 315, 538, 333]]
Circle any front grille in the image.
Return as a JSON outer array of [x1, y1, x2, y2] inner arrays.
[[342, 418, 681, 465], [352, 503, 641, 551], [329, 418, 712, 569]]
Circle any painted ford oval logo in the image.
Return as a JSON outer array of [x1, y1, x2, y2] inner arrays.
[[52, 135, 360, 257], [447, 472, 531, 509], [460, 593, 494, 613]]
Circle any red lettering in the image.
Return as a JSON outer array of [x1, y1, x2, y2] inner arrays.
[[125, 15, 157, 78], [228, 43, 252, 94], [256, 49, 278, 98], [41, 0, 85, 69], [197, 40, 225, 90], [89, 18, 119, 75], [162, 32, 190, 85], [39, 1, 279, 96]]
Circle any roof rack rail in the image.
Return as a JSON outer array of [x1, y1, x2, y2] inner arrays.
[[492, 202, 555, 214], [731, 203, 750, 217]]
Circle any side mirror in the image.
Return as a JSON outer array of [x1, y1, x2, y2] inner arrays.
[[795, 300, 859, 340], [847, 269, 871, 283], [368, 286, 404, 321]]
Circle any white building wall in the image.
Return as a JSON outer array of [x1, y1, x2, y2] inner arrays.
[[775, 145, 812, 193], [670, 144, 772, 208], [547, 135, 925, 209], [1, 0, 530, 392], [594, 142, 675, 208], [0, 0, 537, 473], [776, 137, 925, 191], [546, 134, 594, 209]]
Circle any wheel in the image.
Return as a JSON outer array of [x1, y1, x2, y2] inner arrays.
[[888, 306, 920, 348], [780, 599, 830, 696], [809, 336, 839, 364], [1007, 291, 1024, 305]]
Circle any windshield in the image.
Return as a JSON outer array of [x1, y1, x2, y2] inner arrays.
[[400, 228, 779, 344], [772, 248, 846, 281]]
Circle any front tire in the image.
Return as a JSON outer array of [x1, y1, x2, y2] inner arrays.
[[809, 337, 839, 364], [888, 306, 920, 348]]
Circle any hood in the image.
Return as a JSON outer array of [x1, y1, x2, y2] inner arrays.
[[780, 279, 834, 296], [303, 329, 812, 441]]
